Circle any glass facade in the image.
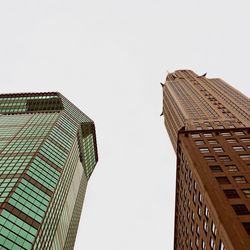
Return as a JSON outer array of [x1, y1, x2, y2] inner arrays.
[[0, 92, 98, 250]]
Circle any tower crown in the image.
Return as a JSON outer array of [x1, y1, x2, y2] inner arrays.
[[0, 92, 63, 114]]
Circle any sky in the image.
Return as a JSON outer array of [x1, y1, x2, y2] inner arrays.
[[0, 1, 250, 250]]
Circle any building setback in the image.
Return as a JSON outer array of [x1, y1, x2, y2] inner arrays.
[[0, 92, 98, 250], [162, 70, 250, 250]]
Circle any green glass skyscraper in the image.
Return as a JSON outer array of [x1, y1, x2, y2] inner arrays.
[[0, 92, 98, 250]]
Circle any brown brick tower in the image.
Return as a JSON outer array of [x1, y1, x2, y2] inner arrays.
[[162, 70, 250, 250]]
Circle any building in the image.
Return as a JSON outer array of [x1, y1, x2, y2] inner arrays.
[[0, 92, 98, 250], [162, 70, 250, 250]]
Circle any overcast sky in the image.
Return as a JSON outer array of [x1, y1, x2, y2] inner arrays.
[[0, 1, 250, 250]]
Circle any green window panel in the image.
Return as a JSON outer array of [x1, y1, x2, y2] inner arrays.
[[8, 197, 44, 223], [0, 156, 32, 175], [39, 144, 66, 168], [27, 168, 57, 191], [26, 156, 60, 192], [33, 157, 60, 177], [0, 140, 9, 151], [57, 116, 78, 137], [43, 140, 67, 159], [60, 95, 92, 124], [0, 197, 6, 203], [0, 116, 30, 126], [26, 171, 56, 192], [17, 180, 50, 206], [29, 164, 57, 183], [0, 209, 37, 250], [0, 95, 62, 114], [0, 178, 18, 202], [83, 134, 97, 179], [29, 162, 59, 183], [39, 150, 64, 167], [49, 127, 74, 150], [20, 179, 50, 200]]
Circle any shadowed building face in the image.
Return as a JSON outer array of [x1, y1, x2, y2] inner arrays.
[[0, 92, 98, 250], [162, 70, 250, 250]]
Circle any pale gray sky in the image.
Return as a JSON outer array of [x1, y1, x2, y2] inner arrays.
[[0, 1, 250, 250]]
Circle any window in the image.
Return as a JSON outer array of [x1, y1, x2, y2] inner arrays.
[[209, 165, 223, 172], [216, 176, 230, 184], [194, 180, 197, 190], [221, 132, 231, 137], [208, 139, 218, 144], [225, 165, 238, 172], [211, 221, 217, 236], [241, 138, 250, 143], [226, 138, 237, 143], [240, 154, 250, 161], [190, 211, 194, 222], [198, 206, 202, 217], [242, 189, 250, 198], [199, 192, 203, 203], [195, 140, 205, 145], [235, 131, 245, 136], [223, 189, 240, 199], [189, 170, 192, 179], [233, 146, 244, 152], [218, 155, 231, 161], [213, 147, 224, 153], [196, 225, 200, 235], [203, 220, 208, 233], [234, 176, 247, 184], [192, 133, 200, 138], [210, 237, 215, 250], [204, 133, 213, 137], [193, 194, 196, 204], [204, 156, 216, 162], [219, 240, 226, 250], [200, 148, 209, 153], [202, 240, 206, 250], [242, 222, 250, 235], [205, 206, 209, 218], [232, 204, 250, 215], [195, 237, 199, 247], [189, 182, 192, 192]]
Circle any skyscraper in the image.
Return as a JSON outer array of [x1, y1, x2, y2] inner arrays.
[[0, 92, 98, 250], [162, 70, 250, 250]]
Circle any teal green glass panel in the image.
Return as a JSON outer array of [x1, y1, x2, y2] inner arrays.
[[0, 209, 37, 250], [0, 94, 63, 114]]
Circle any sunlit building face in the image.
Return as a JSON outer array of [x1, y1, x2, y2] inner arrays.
[[162, 70, 250, 250]]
